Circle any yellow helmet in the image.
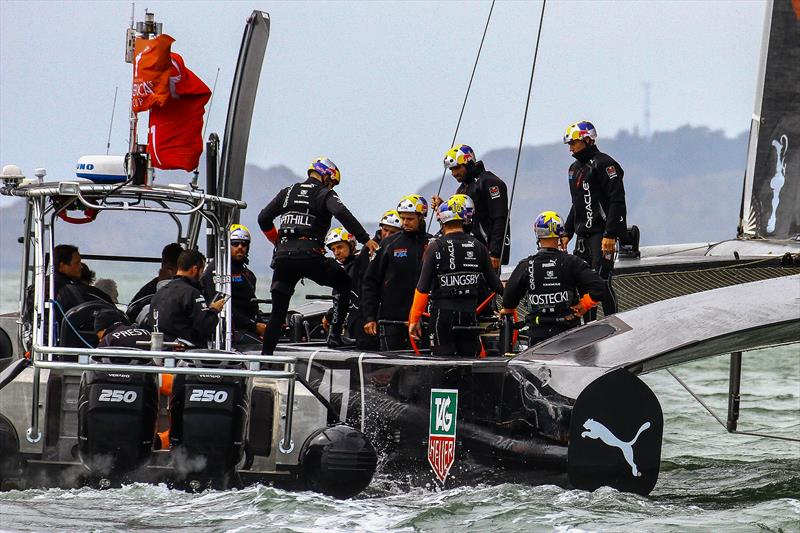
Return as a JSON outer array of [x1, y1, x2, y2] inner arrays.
[[397, 194, 428, 216], [379, 210, 402, 229], [229, 223, 251, 242], [533, 211, 565, 239], [443, 144, 476, 169], [308, 157, 341, 185], [437, 194, 475, 224]]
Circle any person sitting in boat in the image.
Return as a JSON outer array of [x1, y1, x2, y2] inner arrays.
[[131, 242, 184, 303], [431, 145, 511, 270], [321, 227, 376, 350], [376, 209, 402, 243], [200, 224, 267, 345], [362, 195, 432, 351], [50, 244, 113, 315], [147, 249, 224, 348], [94, 308, 151, 350], [561, 121, 626, 320], [408, 195, 503, 357], [257, 157, 379, 353], [502, 211, 606, 343]]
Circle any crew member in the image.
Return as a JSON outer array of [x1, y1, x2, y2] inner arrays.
[[432, 144, 510, 269], [409, 195, 503, 357], [377, 209, 402, 242], [362, 195, 432, 351], [561, 121, 626, 319], [148, 249, 224, 347], [94, 308, 151, 349], [502, 211, 606, 343], [322, 227, 375, 349], [201, 224, 267, 344], [52, 245, 113, 316], [257, 157, 379, 353], [132, 243, 184, 303]]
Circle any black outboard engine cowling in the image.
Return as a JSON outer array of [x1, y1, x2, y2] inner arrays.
[[169, 359, 249, 479], [300, 424, 377, 499], [78, 370, 158, 476]]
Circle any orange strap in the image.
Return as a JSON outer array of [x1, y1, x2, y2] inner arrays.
[[158, 430, 170, 450], [579, 293, 600, 313], [263, 227, 279, 245], [476, 292, 496, 314], [159, 373, 174, 396], [408, 289, 429, 325]]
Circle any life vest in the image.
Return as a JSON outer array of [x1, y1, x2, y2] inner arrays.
[[277, 183, 324, 241], [525, 251, 577, 318], [431, 234, 484, 302]]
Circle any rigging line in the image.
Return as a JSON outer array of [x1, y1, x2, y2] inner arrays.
[[667, 368, 800, 443], [499, 0, 547, 267], [429, 0, 495, 226], [201, 67, 222, 144], [105, 87, 119, 155]]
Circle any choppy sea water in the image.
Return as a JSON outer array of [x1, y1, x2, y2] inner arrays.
[[0, 272, 798, 532]]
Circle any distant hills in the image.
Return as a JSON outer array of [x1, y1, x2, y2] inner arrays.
[[0, 125, 748, 272]]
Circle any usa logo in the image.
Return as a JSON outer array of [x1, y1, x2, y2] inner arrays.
[[394, 248, 408, 258]]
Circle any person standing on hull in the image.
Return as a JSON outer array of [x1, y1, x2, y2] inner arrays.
[[409, 195, 503, 357], [561, 121, 626, 320], [258, 157, 379, 353], [362, 195, 432, 351], [432, 144, 511, 269], [201, 224, 267, 345], [502, 211, 606, 343], [322, 227, 375, 350]]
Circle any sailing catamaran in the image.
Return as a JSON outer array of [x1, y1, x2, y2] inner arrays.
[[0, 2, 797, 498]]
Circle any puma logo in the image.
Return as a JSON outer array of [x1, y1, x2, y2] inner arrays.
[[581, 418, 651, 477]]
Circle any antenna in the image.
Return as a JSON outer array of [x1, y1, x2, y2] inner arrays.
[[106, 86, 119, 155], [191, 67, 221, 189], [643, 82, 651, 139]]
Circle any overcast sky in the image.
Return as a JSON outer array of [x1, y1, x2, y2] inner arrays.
[[1, 0, 766, 217]]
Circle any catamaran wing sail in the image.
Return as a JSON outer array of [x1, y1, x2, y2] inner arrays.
[[739, 0, 800, 239], [218, 10, 270, 209], [513, 274, 800, 400]]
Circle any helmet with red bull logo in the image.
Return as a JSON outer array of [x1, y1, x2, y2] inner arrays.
[[533, 211, 565, 239], [397, 194, 428, 216], [308, 157, 341, 185], [443, 144, 476, 169], [437, 194, 475, 225], [563, 121, 597, 144]]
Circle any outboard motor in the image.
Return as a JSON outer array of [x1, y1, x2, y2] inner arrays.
[[169, 359, 249, 485], [300, 424, 377, 499], [78, 370, 158, 476]]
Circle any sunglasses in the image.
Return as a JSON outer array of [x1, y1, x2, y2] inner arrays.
[[231, 241, 250, 248]]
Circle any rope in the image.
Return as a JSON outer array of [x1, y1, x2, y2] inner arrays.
[[499, 0, 547, 266], [429, 0, 496, 226]]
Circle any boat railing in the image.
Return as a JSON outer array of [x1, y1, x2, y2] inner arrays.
[[26, 345, 299, 453]]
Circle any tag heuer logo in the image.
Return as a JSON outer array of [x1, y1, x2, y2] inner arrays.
[[428, 388, 458, 483]]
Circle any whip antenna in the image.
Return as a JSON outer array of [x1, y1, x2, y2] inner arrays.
[[105, 86, 119, 155], [499, 0, 547, 266], [429, 0, 495, 226], [193, 67, 221, 188]]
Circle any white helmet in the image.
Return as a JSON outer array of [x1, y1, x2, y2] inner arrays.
[[379, 209, 402, 229], [230, 223, 251, 242], [325, 227, 355, 249]]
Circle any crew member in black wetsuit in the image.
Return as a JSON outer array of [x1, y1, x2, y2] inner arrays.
[[502, 211, 606, 343], [431, 144, 511, 269], [148, 249, 223, 347], [257, 157, 379, 353], [362, 195, 432, 351], [132, 243, 183, 303], [94, 308, 151, 349], [561, 121, 626, 319], [322, 227, 375, 349], [409, 195, 503, 357], [201, 224, 266, 345]]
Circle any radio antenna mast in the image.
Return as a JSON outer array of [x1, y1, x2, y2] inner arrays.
[[106, 86, 119, 155]]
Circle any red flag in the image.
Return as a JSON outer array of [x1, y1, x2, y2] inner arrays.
[[132, 35, 175, 113], [147, 53, 211, 171]]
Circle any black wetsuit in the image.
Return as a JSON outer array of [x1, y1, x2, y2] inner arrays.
[[504, 248, 606, 342], [362, 228, 431, 351], [564, 144, 626, 318], [148, 275, 219, 347], [258, 178, 370, 354], [417, 232, 503, 357], [326, 249, 376, 349], [455, 161, 511, 265], [201, 258, 262, 338]]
